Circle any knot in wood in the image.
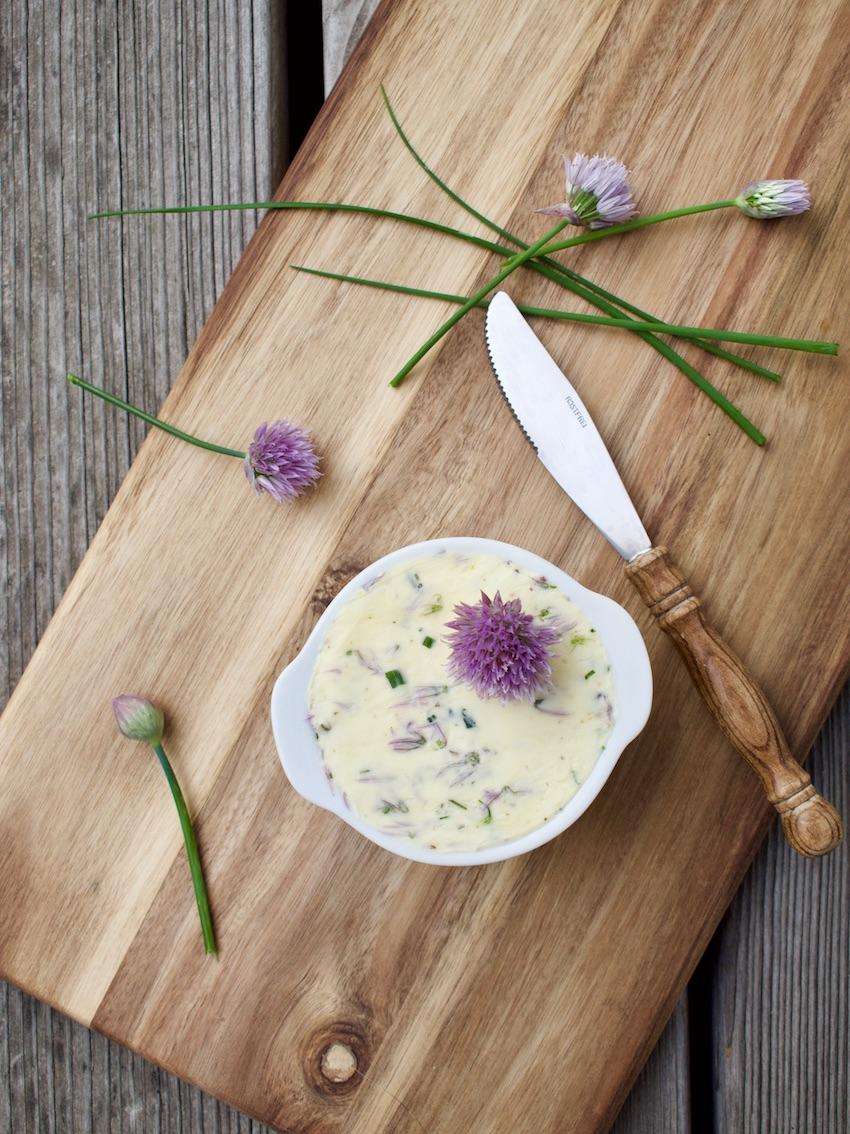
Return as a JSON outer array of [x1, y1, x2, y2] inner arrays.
[[310, 561, 366, 614], [303, 1021, 369, 1097], [320, 1041, 358, 1083]]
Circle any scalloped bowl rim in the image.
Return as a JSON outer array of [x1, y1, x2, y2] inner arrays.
[[271, 537, 652, 866]]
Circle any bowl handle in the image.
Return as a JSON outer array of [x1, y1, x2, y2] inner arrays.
[[271, 663, 337, 811]]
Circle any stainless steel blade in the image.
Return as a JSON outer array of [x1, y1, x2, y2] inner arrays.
[[485, 291, 652, 561]]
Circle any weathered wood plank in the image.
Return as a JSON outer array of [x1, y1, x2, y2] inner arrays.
[[322, 0, 381, 94], [1, 1, 283, 1131], [713, 684, 849, 1134], [1, 985, 269, 1131], [611, 1001, 691, 1133]]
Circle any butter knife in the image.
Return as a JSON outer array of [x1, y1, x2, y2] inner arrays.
[[485, 290, 842, 857]]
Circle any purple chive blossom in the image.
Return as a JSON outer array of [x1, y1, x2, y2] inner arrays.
[[389, 727, 427, 751], [390, 685, 449, 708], [427, 717, 447, 746], [595, 691, 614, 724], [354, 649, 382, 674], [438, 751, 482, 786], [389, 717, 448, 750], [538, 153, 637, 228], [446, 592, 561, 702], [736, 179, 810, 219], [244, 420, 320, 502]]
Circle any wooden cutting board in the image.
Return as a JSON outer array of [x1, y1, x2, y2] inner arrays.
[[2, 1, 849, 1130]]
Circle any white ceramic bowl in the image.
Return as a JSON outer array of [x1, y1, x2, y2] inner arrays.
[[271, 537, 652, 866]]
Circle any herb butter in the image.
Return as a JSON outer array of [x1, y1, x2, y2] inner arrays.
[[308, 551, 615, 851]]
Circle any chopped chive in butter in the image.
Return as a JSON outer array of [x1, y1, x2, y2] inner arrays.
[[381, 799, 409, 814], [385, 669, 405, 688]]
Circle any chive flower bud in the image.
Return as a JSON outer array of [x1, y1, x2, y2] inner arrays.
[[112, 694, 165, 744], [735, 179, 810, 219], [111, 694, 216, 955]]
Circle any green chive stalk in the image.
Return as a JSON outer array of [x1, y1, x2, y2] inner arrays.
[[67, 373, 246, 458], [93, 197, 760, 367], [537, 201, 738, 255], [388, 216, 572, 387], [88, 199, 768, 440], [112, 694, 216, 955], [291, 265, 763, 444], [378, 86, 784, 382], [88, 200, 515, 260], [153, 742, 217, 955], [93, 194, 797, 369], [291, 267, 833, 354], [532, 261, 782, 381]]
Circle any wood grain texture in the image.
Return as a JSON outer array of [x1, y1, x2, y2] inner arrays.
[[611, 1001, 691, 1134], [323, 9, 694, 1128], [626, 545, 842, 856], [322, 0, 380, 94], [1, 1, 284, 1131], [1, 2, 849, 1134], [0, 981, 268, 1133], [713, 685, 850, 1134]]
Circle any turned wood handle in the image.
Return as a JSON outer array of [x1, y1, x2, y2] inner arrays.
[[625, 546, 843, 858]]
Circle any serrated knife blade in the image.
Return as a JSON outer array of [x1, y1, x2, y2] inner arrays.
[[483, 290, 842, 858], [485, 291, 650, 561]]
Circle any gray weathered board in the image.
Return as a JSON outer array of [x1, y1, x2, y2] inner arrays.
[[1, 0, 847, 1131]]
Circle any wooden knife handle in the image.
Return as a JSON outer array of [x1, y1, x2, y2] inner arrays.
[[625, 546, 843, 858]]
